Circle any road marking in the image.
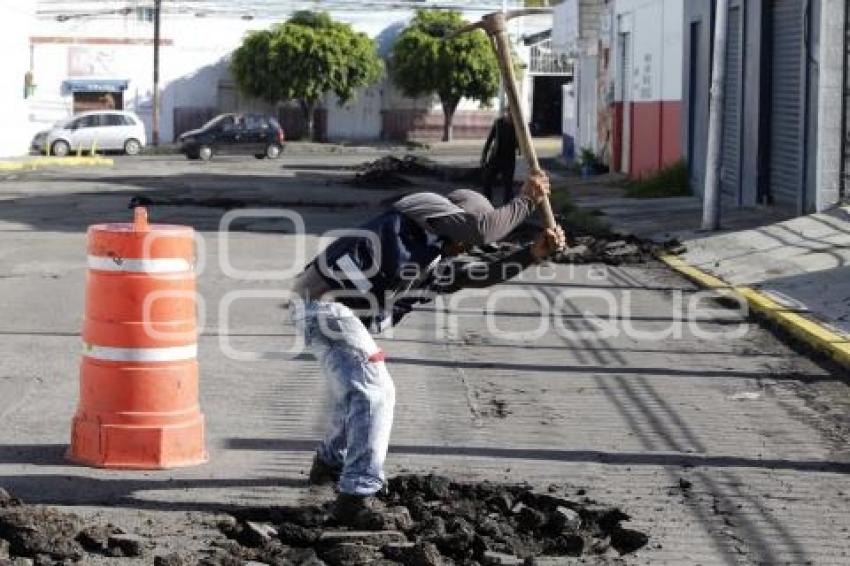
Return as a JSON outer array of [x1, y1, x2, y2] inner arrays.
[[659, 254, 850, 369]]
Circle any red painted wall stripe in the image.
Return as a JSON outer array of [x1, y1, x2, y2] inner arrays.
[[612, 102, 624, 172], [611, 100, 682, 178]]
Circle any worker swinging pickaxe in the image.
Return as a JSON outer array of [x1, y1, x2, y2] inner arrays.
[[288, 9, 566, 525], [450, 8, 559, 231]]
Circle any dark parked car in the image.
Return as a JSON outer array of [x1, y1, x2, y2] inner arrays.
[[178, 113, 284, 161]]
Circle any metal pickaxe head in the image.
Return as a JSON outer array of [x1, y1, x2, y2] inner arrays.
[[448, 8, 552, 39]]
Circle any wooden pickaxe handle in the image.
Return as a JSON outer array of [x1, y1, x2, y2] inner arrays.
[[459, 10, 558, 230]]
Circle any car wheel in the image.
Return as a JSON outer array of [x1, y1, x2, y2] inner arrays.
[[124, 138, 142, 156], [51, 140, 70, 157], [198, 145, 213, 161], [265, 144, 282, 159], [186, 151, 199, 160], [254, 154, 266, 160]]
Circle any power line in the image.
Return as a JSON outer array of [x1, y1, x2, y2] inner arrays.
[[36, 0, 520, 19]]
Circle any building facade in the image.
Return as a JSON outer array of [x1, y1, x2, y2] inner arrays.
[[611, 0, 683, 178], [683, 0, 847, 214], [9, 1, 541, 153], [0, 3, 35, 157], [554, 0, 683, 177], [552, 0, 603, 162]]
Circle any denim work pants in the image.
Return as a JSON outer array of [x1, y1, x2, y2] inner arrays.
[[289, 300, 395, 496]]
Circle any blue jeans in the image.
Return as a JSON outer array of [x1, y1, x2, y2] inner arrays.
[[289, 300, 395, 496]]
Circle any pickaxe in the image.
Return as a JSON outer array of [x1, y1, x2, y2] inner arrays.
[[451, 8, 557, 230]]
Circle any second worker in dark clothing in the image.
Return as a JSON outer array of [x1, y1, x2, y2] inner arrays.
[[481, 109, 519, 205]]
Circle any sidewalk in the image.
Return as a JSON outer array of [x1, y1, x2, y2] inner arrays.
[[565, 173, 850, 357], [0, 154, 113, 172]]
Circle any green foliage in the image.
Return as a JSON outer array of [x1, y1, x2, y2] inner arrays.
[[550, 186, 612, 237], [625, 160, 691, 198], [231, 11, 383, 139], [578, 147, 598, 168], [391, 10, 500, 141]]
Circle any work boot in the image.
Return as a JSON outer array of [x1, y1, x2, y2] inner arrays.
[[308, 454, 341, 486], [333, 493, 387, 530]]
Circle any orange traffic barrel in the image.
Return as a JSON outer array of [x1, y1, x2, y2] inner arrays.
[[69, 207, 207, 469]]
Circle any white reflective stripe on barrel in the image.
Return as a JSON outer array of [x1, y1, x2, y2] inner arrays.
[[87, 255, 192, 273], [82, 343, 197, 362]]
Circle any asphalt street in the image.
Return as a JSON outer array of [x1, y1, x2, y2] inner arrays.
[[1, 147, 849, 564]]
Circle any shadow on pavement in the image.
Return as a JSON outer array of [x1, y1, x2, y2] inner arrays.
[[223, 437, 850, 475], [381, 355, 832, 382], [0, 172, 395, 233]]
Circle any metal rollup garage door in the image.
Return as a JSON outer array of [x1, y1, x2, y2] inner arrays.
[[768, 0, 805, 208], [844, 14, 849, 194], [720, 5, 743, 203]]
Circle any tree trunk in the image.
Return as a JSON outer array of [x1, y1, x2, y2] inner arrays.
[[441, 97, 459, 143], [301, 100, 316, 142]]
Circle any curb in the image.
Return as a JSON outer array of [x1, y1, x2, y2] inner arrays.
[[0, 156, 114, 172], [659, 254, 850, 369]]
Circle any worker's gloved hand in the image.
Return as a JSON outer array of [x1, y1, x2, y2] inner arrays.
[[521, 171, 550, 204], [531, 225, 567, 260]]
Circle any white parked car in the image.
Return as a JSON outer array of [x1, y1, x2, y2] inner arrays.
[[32, 110, 146, 156]]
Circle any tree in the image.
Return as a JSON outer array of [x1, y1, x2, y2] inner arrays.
[[391, 10, 500, 142], [231, 11, 383, 140]]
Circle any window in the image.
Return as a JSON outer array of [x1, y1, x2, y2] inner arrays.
[[136, 7, 154, 22], [244, 115, 264, 130], [105, 114, 126, 126], [78, 115, 104, 128], [220, 116, 237, 131]]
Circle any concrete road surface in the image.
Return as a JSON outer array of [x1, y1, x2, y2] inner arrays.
[[0, 150, 849, 564]]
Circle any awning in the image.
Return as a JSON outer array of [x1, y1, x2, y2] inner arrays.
[[63, 79, 129, 93]]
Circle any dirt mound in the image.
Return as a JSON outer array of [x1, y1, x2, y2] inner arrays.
[[126, 194, 359, 211], [0, 488, 144, 563], [207, 475, 647, 565], [350, 155, 479, 189], [553, 235, 683, 266], [507, 219, 684, 266]]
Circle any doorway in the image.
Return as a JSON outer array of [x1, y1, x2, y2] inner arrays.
[[72, 92, 122, 114], [530, 75, 570, 136]]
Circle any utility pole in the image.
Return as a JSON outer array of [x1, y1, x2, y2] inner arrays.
[[701, 0, 728, 231], [498, 0, 508, 113], [152, 0, 161, 146]]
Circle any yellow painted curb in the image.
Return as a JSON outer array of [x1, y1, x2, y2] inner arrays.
[[0, 156, 113, 172], [659, 254, 850, 368]]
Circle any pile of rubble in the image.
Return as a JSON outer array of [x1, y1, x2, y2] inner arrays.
[[554, 235, 684, 266], [350, 155, 478, 189], [0, 488, 146, 564], [0, 474, 648, 565], [208, 475, 648, 565]]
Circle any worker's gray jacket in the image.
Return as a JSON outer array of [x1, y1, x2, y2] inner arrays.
[[292, 191, 538, 330]]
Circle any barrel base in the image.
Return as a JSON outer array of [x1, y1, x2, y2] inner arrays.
[[68, 415, 207, 469]]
